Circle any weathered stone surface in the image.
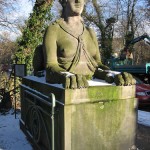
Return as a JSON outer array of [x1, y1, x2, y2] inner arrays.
[[20, 76, 137, 150]]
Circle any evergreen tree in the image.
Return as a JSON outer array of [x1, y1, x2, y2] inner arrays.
[[15, 0, 53, 74]]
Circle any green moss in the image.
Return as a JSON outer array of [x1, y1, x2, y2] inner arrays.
[[87, 86, 120, 101], [71, 98, 136, 149], [21, 78, 136, 150]]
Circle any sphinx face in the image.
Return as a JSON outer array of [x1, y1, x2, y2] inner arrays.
[[66, 0, 85, 16]]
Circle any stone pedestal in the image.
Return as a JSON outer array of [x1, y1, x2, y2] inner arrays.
[[20, 76, 137, 150]]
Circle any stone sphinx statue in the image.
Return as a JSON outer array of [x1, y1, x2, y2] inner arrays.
[[33, 0, 135, 89]]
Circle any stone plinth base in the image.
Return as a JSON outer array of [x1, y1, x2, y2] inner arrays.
[[20, 76, 137, 150]]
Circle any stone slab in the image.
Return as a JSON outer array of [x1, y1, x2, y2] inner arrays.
[[20, 76, 137, 150]]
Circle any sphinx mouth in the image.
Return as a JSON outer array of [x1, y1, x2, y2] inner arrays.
[[75, 6, 81, 8], [74, 5, 83, 10], [74, 4, 82, 8]]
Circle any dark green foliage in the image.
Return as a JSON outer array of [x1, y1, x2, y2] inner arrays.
[[124, 31, 134, 52], [100, 18, 116, 61], [15, 0, 53, 74]]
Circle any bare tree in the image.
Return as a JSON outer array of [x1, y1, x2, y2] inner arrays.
[[82, 0, 149, 66], [144, 0, 150, 20], [133, 41, 150, 64], [120, 0, 138, 51], [0, 32, 17, 64], [0, 0, 18, 31], [0, 0, 33, 40], [83, 0, 116, 62]]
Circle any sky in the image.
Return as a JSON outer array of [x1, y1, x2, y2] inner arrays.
[[0, 0, 149, 41], [0, 0, 60, 40], [0, 0, 33, 40]]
